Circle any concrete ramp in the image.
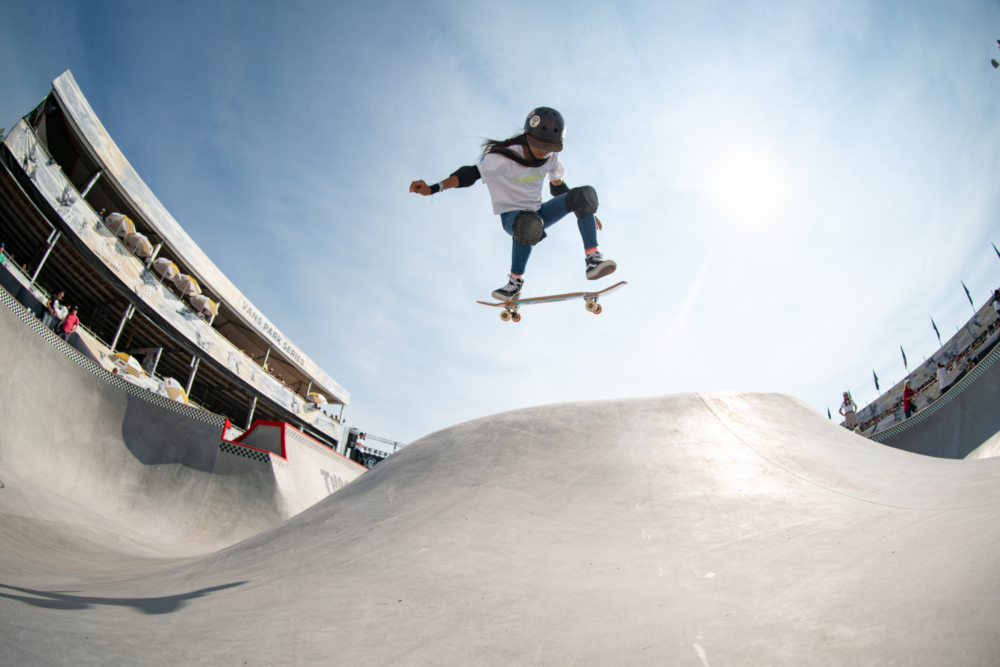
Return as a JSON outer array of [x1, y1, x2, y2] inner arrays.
[[3, 388, 1000, 665], [0, 288, 364, 576]]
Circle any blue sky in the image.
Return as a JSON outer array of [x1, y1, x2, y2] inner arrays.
[[2, 0, 999, 443]]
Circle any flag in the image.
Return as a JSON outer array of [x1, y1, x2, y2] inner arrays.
[[931, 317, 941, 345], [873, 370, 880, 392], [993, 242, 1000, 260], [962, 281, 975, 310], [827, 407, 831, 420], [901, 345, 908, 371]]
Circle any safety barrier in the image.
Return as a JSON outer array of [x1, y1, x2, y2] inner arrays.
[[0, 282, 225, 428], [869, 341, 1000, 443]]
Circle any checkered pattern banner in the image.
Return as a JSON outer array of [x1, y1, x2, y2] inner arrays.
[[219, 441, 271, 463]]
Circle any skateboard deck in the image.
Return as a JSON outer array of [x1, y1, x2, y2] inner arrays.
[[477, 281, 627, 322]]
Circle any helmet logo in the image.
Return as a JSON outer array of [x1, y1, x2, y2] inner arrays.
[[529, 115, 541, 128]]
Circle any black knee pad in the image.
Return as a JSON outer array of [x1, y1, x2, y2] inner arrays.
[[565, 186, 599, 219], [512, 211, 547, 246]]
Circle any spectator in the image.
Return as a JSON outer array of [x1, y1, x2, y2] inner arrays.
[[58, 306, 79, 342], [0, 241, 7, 266], [903, 380, 917, 419], [42, 291, 65, 330], [839, 392, 858, 431], [993, 289, 1000, 321], [937, 362, 950, 395]]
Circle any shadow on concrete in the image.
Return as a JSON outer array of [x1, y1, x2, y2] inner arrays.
[[0, 581, 246, 614]]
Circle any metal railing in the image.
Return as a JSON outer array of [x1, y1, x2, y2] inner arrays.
[[868, 340, 1000, 442]]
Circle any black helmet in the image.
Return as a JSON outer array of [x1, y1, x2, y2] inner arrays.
[[524, 107, 565, 153]]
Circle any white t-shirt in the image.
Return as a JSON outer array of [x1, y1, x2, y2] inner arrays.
[[478, 146, 566, 215], [937, 366, 949, 389], [841, 399, 856, 414]]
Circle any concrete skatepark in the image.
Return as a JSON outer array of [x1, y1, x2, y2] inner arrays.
[[3, 287, 1000, 665]]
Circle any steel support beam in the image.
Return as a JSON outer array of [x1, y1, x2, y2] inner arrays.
[[79, 170, 102, 197], [245, 395, 258, 430], [29, 230, 61, 286], [109, 303, 135, 352], [185, 355, 200, 396]]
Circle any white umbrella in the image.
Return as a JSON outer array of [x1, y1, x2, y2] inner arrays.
[[162, 377, 189, 404], [151, 257, 179, 281], [189, 294, 218, 318], [172, 274, 202, 297], [306, 392, 328, 405], [124, 232, 154, 258], [110, 352, 146, 378], [105, 212, 136, 239]]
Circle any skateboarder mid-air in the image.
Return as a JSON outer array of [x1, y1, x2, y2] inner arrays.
[[409, 107, 617, 301]]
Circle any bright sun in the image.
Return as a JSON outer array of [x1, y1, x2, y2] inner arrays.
[[713, 152, 788, 226]]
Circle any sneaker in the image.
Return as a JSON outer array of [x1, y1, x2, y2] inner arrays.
[[585, 251, 617, 280], [492, 274, 524, 301]]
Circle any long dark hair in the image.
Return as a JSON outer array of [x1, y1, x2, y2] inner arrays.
[[480, 133, 549, 168]]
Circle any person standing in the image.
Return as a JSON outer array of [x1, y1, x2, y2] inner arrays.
[[57, 306, 79, 342], [839, 391, 858, 431], [43, 291, 65, 330], [937, 362, 950, 395], [903, 380, 917, 419]]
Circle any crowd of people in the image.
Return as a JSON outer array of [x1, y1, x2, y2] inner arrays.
[[840, 293, 1000, 435]]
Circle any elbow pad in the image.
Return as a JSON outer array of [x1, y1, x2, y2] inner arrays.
[[550, 181, 570, 197], [451, 165, 481, 188]]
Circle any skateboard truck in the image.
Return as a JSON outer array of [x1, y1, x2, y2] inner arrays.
[[499, 306, 522, 322]]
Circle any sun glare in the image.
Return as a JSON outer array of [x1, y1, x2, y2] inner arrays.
[[712, 152, 788, 227]]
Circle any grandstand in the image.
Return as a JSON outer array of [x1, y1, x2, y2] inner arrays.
[[0, 70, 349, 450], [845, 291, 1000, 456]]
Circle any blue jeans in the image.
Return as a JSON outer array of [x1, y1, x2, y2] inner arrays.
[[500, 194, 598, 275]]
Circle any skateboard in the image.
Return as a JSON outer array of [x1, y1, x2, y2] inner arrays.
[[477, 281, 627, 322]]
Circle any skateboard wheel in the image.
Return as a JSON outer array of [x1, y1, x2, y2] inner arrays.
[[585, 300, 598, 312], [594, 304, 603, 315], [500, 310, 512, 322], [512, 312, 522, 322]]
